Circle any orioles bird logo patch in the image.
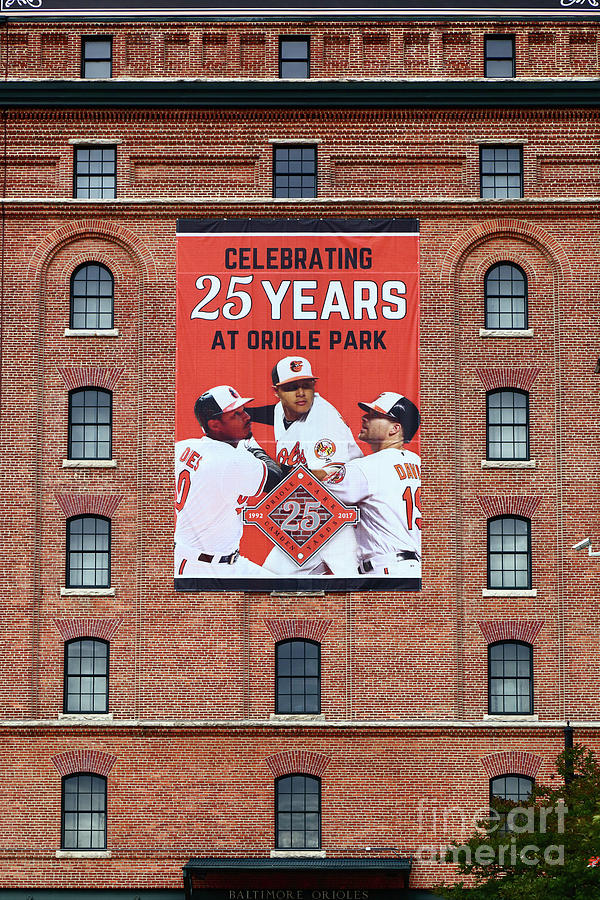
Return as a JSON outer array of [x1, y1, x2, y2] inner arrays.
[[314, 439, 336, 460], [290, 360, 303, 372]]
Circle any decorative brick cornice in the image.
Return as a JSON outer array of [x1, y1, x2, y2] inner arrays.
[[477, 620, 545, 645], [481, 751, 543, 781], [57, 367, 125, 392], [53, 617, 123, 642], [475, 367, 541, 393], [477, 496, 542, 519], [51, 750, 117, 778], [265, 619, 332, 644], [265, 751, 331, 779], [55, 493, 123, 519]]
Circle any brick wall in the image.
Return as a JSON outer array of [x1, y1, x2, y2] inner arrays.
[[2, 20, 600, 79], [1, 12, 600, 893]]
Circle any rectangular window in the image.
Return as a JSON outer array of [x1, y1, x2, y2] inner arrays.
[[279, 37, 310, 78], [74, 146, 117, 199], [81, 37, 112, 78], [273, 145, 317, 198], [484, 36, 515, 78], [480, 145, 523, 199]]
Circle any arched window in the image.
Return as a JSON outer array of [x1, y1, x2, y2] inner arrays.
[[62, 773, 107, 849], [68, 388, 112, 460], [275, 774, 321, 849], [70, 263, 114, 330], [484, 263, 528, 330], [486, 389, 529, 460], [275, 640, 321, 714], [487, 516, 531, 590], [66, 516, 111, 588], [64, 638, 109, 713], [488, 641, 533, 715], [490, 774, 534, 832]]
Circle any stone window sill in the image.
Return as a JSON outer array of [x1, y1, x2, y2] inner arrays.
[[62, 459, 117, 468], [483, 714, 538, 722], [64, 328, 119, 337], [55, 849, 111, 858], [269, 714, 326, 722], [479, 328, 534, 338], [482, 589, 537, 598], [60, 587, 115, 597], [58, 713, 113, 722], [270, 850, 326, 858], [481, 459, 536, 469]]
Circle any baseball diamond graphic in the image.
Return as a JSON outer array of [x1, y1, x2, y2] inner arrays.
[[243, 467, 359, 566]]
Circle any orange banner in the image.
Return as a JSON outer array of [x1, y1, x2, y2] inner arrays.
[[175, 218, 420, 591]]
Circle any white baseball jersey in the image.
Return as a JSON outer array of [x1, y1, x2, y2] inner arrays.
[[324, 447, 422, 561], [174, 436, 267, 556], [273, 394, 363, 468]]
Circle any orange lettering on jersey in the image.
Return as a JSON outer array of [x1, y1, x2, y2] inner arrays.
[[186, 450, 202, 470], [276, 441, 307, 466], [394, 463, 407, 480], [179, 446, 190, 462]]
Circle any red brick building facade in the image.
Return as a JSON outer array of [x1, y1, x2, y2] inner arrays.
[[1, 3, 600, 898]]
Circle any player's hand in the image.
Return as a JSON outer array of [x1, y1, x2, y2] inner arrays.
[[320, 463, 346, 484], [311, 469, 327, 481]]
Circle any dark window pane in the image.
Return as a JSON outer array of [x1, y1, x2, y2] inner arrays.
[[488, 641, 533, 715], [273, 146, 317, 198], [276, 641, 321, 714], [480, 146, 522, 199], [69, 388, 112, 459], [280, 39, 309, 78], [62, 774, 106, 849], [64, 639, 109, 713], [484, 262, 527, 330], [487, 390, 529, 460], [70, 263, 114, 330], [276, 775, 321, 849], [74, 147, 116, 199], [67, 516, 110, 588], [490, 775, 533, 831], [488, 517, 531, 590]]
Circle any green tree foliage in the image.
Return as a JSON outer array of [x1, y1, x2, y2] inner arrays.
[[437, 745, 600, 900]]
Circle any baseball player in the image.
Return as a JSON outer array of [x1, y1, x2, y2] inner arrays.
[[319, 391, 421, 580], [247, 356, 363, 576], [174, 384, 285, 580]]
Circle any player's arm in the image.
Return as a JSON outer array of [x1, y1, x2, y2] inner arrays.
[[321, 461, 369, 505], [245, 404, 276, 426], [245, 444, 291, 491]]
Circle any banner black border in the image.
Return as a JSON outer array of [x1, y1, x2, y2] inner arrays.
[[174, 576, 421, 591]]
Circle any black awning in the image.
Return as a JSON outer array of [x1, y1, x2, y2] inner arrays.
[[183, 857, 414, 900], [184, 858, 412, 872]]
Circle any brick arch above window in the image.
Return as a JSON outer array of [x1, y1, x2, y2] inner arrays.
[[51, 749, 117, 778], [478, 620, 544, 645], [54, 617, 123, 642], [55, 493, 123, 519], [58, 367, 125, 392], [265, 750, 331, 779], [481, 750, 543, 781], [27, 219, 158, 283], [265, 619, 332, 644], [477, 496, 542, 519], [476, 367, 541, 392], [440, 218, 571, 286]]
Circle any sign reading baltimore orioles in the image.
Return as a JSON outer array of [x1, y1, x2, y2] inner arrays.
[[175, 218, 420, 592]]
